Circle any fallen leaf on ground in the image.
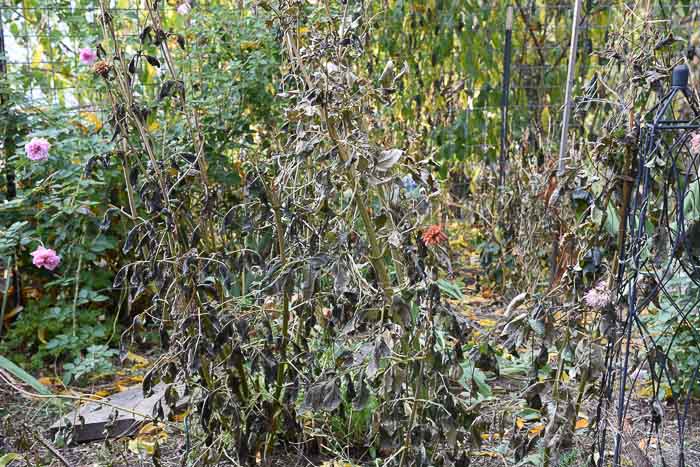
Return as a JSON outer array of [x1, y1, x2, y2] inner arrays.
[[575, 417, 589, 430], [528, 423, 545, 437]]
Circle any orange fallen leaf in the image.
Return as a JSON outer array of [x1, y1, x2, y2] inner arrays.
[[37, 376, 61, 386], [528, 423, 545, 437], [575, 418, 589, 430], [173, 410, 189, 422]]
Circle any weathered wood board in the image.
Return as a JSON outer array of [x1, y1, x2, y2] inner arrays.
[[49, 384, 171, 443]]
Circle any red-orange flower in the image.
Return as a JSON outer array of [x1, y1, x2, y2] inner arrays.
[[422, 224, 447, 246]]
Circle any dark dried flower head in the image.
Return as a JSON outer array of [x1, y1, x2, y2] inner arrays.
[[93, 60, 112, 78], [422, 224, 447, 246]]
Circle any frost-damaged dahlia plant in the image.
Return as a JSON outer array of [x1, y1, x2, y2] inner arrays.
[[91, 1, 475, 465]]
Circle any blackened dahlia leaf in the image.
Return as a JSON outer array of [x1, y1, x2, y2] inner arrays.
[[122, 224, 140, 254], [320, 378, 341, 412], [144, 55, 161, 68], [352, 374, 369, 410], [99, 207, 121, 232], [139, 25, 152, 44], [375, 148, 403, 172]]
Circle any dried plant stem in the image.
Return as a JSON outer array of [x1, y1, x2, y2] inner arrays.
[[283, 30, 393, 305], [143, 0, 214, 248], [71, 251, 83, 337], [399, 356, 425, 467], [36, 432, 73, 467], [356, 191, 393, 302], [97, 0, 178, 256], [266, 185, 291, 458]]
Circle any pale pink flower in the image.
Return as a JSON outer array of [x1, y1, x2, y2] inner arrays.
[[584, 281, 611, 310], [25, 137, 51, 161], [177, 2, 191, 15], [691, 133, 700, 155], [79, 47, 97, 66], [30, 246, 61, 271]]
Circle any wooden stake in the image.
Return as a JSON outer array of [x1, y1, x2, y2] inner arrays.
[[557, 0, 582, 176]]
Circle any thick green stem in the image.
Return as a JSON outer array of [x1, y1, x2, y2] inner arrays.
[[0, 256, 12, 339], [355, 191, 393, 304], [72, 253, 83, 338]]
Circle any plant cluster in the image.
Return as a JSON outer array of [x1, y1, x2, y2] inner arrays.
[[85, 0, 490, 464]]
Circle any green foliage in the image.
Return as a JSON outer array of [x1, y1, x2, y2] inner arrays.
[[558, 449, 583, 467], [62, 344, 119, 385], [0, 101, 123, 378], [646, 269, 700, 396], [0, 0, 282, 385], [0, 294, 113, 372]]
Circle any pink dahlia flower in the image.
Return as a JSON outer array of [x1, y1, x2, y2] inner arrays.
[[177, 2, 191, 15], [25, 137, 51, 161], [79, 47, 97, 66], [691, 133, 700, 155], [584, 281, 611, 310], [31, 246, 61, 271]]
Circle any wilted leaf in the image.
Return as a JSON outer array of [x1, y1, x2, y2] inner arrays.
[[376, 149, 403, 171]]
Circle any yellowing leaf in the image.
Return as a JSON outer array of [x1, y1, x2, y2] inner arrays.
[[3, 306, 22, 322], [125, 352, 149, 366], [126, 352, 148, 368], [128, 436, 157, 456], [575, 418, 589, 430], [478, 318, 497, 328], [37, 376, 61, 386], [240, 40, 261, 51], [80, 112, 102, 131], [139, 422, 165, 436], [0, 453, 22, 467], [37, 326, 48, 344], [516, 417, 526, 429], [173, 410, 189, 422], [31, 44, 44, 69]]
